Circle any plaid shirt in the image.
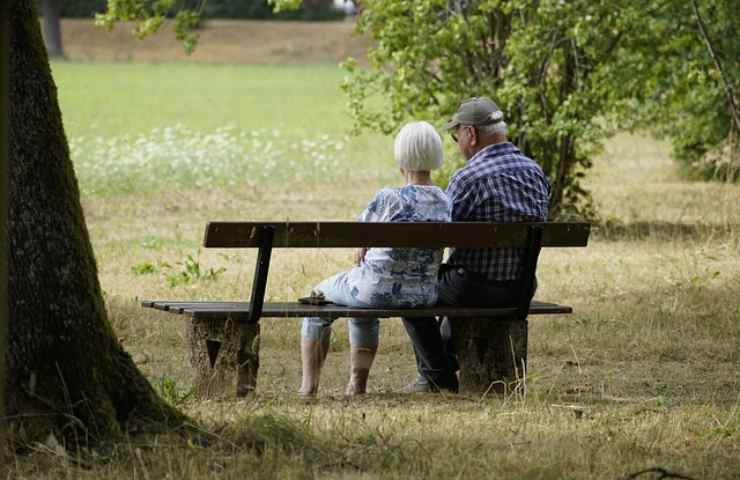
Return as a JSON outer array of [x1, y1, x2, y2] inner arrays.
[[446, 142, 550, 281]]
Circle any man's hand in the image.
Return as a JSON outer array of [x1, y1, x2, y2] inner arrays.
[[353, 247, 368, 266]]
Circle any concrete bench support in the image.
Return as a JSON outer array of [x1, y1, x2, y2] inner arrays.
[[188, 316, 260, 398], [450, 317, 527, 394]]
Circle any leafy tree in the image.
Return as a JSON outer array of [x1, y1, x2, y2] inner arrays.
[[63, 0, 342, 19], [194, 0, 344, 20], [342, 0, 739, 218], [96, 0, 344, 52], [97, 0, 739, 198], [612, 0, 738, 181], [341, 0, 639, 218]]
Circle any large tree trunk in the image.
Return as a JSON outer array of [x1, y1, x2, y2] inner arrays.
[[40, 0, 64, 59], [6, 0, 184, 445], [1, 8, 10, 450]]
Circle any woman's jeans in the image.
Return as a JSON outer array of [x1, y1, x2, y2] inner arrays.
[[301, 272, 380, 348]]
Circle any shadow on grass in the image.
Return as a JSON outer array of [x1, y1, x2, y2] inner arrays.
[[190, 406, 735, 479]]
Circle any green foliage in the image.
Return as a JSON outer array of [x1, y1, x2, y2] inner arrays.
[[609, 0, 739, 182], [65, 0, 343, 20], [96, 0, 344, 53], [131, 261, 157, 275], [155, 375, 192, 405], [269, 0, 303, 11], [96, 0, 179, 42], [207, 0, 344, 20], [344, 0, 739, 217], [129, 253, 228, 286], [165, 253, 226, 287], [343, 0, 634, 218]]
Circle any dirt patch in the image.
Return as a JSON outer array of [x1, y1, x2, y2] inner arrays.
[[59, 18, 370, 64]]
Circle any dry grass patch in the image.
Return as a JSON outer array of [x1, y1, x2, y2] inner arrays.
[[60, 19, 369, 64], [71, 145, 739, 477], [11, 58, 738, 477]]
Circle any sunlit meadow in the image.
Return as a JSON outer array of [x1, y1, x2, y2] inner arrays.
[[7, 59, 738, 479], [69, 125, 350, 194]]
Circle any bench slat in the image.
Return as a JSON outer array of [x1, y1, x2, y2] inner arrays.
[[142, 300, 572, 319], [204, 222, 590, 249]]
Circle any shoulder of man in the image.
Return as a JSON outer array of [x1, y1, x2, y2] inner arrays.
[[491, 150, 549, 180], [447, 163, 478, 192]]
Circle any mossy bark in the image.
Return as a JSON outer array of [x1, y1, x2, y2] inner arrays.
[[1, 4, 10, 451], [6, 0, 185, 445]]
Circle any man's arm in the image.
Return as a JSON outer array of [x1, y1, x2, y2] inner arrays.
[[446, 175, 479, 221]]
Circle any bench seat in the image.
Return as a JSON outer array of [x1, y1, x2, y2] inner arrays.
[[142, 299, 572, 320]]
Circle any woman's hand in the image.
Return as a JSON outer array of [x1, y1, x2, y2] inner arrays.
[[354, 247, 368, 266]]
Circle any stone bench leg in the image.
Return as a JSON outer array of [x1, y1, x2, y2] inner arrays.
[[188, 316, 260, 398], [449, 316, 528, 395]]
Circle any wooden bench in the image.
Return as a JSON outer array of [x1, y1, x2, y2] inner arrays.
[[143, 221, 590, 397]]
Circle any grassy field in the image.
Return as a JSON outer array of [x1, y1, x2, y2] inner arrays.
[[8, 44, 740, 478]]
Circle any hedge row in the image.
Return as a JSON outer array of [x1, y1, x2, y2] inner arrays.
[[60, 0, 346, 21]]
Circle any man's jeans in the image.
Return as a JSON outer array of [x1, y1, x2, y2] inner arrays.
[[401, 265, 522, 386]]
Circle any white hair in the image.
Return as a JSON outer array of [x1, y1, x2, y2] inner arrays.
[[394, 121, 443, 171], [478, 121, 508, 137]]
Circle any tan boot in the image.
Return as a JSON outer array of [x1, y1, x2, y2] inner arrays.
[[299, 329, 330, 397], [345, 346, 377, 396]]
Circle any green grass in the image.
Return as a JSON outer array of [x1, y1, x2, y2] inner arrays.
[[7, 61, 739, 479], [53, 63, 355, 137], [54, 62, 394, 196]]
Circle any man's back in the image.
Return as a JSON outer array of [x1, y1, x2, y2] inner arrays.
[[446, 142, 550, 282]]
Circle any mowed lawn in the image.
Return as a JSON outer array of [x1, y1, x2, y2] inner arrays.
[[13, 59, 739, 479]]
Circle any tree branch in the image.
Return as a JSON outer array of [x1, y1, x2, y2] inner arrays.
[[691, 0, 740, 133]]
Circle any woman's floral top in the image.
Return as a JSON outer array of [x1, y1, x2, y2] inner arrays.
[[346, 185, 451, 307]]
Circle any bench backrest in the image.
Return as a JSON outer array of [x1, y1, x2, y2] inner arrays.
[[203, 221, 590, 324], [203, 222, 590, 248]]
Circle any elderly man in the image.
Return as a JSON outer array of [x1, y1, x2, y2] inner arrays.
[[402, 97, 551, 393]]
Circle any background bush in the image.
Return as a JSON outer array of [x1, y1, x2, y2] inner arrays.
[[60, 0, 346, 21], [60, 0, 107, 17]]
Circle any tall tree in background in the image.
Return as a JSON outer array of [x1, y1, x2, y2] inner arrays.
[[342, 0, 631, 218], [7, 0, 183, 444], [41, 0, 65, 58], [342, 0, 739, 217], [615, 0, 739, 181]]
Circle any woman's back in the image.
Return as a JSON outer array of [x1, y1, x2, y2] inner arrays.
[[348, 185, 451, 307]]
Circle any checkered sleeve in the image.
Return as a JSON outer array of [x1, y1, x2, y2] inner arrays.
[[446, 174, 478, 221]]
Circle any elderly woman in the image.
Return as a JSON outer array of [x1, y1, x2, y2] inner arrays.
[[300, 121, 451, 397]]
